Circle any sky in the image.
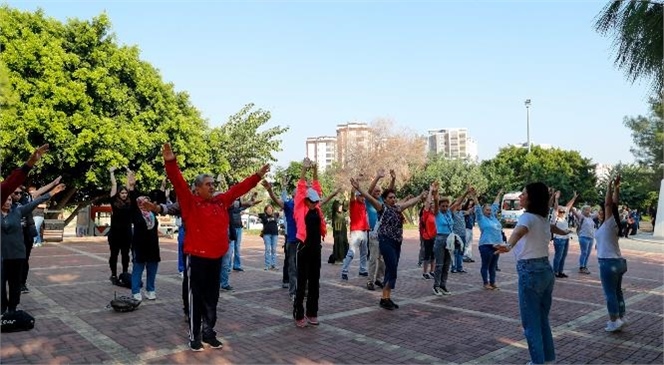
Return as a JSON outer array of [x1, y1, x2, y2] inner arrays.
[[7, 0, 655, 168]]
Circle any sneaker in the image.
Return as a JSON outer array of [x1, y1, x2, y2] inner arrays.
[[367, 282, 375, 291], [221, 285, 234, 291], [133, 293, 142, 301], [264, 266, 269, 271], [417, 262, 422, 267], [358, 272, 368, 277], [109, 275, 118, 284], [579, 267, 591, 274], [374, 280, 384, 288], [20, 285, 29, 294], [145, 291, 156, 300], [282, 282, 289, 289], [605, 319, 624, 332], [432, 287, 443, 296], [341, 274, 348, 281], [290, 294, 296, 302], [559, 273, 569, 278], [484, 284, 493, 290], [463, 257, 472, 263], [233, 268, 244, 272], [388, 298, 399, 309], [179, 272, 184, 278], [422, 273, 431, 280], [495, 267, 501, 272], [379, 298, 395, 310], [295, 318, 307, 327], [305, 316, 319, 325], [451, 269, 457, 273], [458, 269, 467, 273], [429, 272, 435, 278], [190, 340, 204, 352], [202, 337, 223, 349], [490, 284, 499, 291], [441, 287, 451, 295]]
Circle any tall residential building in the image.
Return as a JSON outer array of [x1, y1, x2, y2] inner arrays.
[[305, 136, 337, 171], [427, 128, 478, 161], [336, 122, 372, 167]]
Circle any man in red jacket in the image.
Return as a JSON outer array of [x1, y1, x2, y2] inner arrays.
[[162, 143, 269, 351]]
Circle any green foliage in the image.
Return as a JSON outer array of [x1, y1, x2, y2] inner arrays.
[[595, 0, 664, 95], [479, 146, 598, 204], [0, 6, 286, 212], [401, 155, 488, 200], [623, 98, 664, 174], [599, 163, 660, 212]]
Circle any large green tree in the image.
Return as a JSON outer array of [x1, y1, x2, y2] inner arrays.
[[595, 0, 664, 94], [402, 155, 488, 201], [0, 6, 287, 223], [479, 146, 598, 204]]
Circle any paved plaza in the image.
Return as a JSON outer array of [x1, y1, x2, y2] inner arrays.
[[1, 228, 663, 364]]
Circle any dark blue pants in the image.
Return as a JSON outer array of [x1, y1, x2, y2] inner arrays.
[[379, 235, 402, 290]]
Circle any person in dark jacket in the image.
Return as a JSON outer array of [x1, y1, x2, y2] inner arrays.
[[131, 195, 161, 301], [2, 183, 65, 314]]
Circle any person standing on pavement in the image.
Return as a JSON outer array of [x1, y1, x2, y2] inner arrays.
[[364, 169, 395, 291], [462, 199, 476, 263], [340, 189, 370, 281], [551, 190, 578, 278], [163, 143, 268, 351]]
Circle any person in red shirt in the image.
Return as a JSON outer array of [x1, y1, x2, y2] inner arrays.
[[420, 183, 439, 280], [162, 143, 269, 351], [340, 189, 370, 281], [1, 144, 49, 205]]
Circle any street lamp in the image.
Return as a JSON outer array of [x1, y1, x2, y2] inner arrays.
[[524, 99, 532, 153]]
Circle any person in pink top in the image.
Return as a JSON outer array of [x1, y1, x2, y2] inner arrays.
[[292, 158, 327, 328]]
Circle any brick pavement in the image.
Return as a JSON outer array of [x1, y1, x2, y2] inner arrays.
[[1, 229, 662, 364]]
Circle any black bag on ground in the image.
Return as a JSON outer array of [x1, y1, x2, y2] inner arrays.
[[108, 294, 141, 313], [1, 310, 35, 333]]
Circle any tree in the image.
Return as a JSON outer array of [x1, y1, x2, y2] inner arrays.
[[479, 146, 599, 204], [594, 0, 664, 94], [209, 104, 288, 188], [402, 155, 488, 201], [623, 98, 664, 175]]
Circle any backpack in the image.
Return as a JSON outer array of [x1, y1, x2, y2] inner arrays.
[[1, 310, 35, 333], [108, 293, 141, 313]]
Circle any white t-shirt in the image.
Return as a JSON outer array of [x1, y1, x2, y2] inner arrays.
[[595, 218, 621, 259], [551, 211, 570, 239], [576, 212, 597, 238], [513, 212, 551, 261]]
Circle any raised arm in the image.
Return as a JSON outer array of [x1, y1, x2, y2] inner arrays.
[[451, 186, 472, 212], [2, 144, 48, 204], [493, 188, 504, 205], [262, 180, 285, 209], [401, 191, 428, 211], [109, 167, 118, 197], [612, 174, 620, 205], [604, 175, 617, 220], [19, 183, 66, 216], [163, 143, 194, 213], [32, 176, 62, 198], [565, 191, 578, 212], [367, 169, 385, 195], [350, 178, 382, 211], [388, 169, 396, 191], [126, 168, 136, 192], [321, 187, 342, 207]]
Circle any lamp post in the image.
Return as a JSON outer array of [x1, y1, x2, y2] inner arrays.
[[524, 99, 531, 153]]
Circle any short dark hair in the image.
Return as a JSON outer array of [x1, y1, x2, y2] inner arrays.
[[381, 189, 396, 200], [524, 182, 550, 218]]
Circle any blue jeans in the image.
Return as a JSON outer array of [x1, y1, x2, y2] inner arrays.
[[220, 249, 232, 288], [578, 236, 593, 269], [177, 226, 185, 273], [33, 216, 44, 244], [341, 231, 368, 275], [551, 238, 569, 273], [479, 244, 498, 285], [517, 257, 555, 364], [599, 258, 627, 318], [132, 261, 158, 294], [378, 235, 402, 290], [451, 235, 466, 271], [232, 227, 243, 269], [262, 234, 279, 267]]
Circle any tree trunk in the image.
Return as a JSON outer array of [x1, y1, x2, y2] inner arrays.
[[63, 195, 107, 225]]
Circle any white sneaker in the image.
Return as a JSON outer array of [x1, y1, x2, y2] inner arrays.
[[619, 317, 628, 327], [604, 318, 624, 332], [132, 293, 142, 301], [145, 291, 156, 300]]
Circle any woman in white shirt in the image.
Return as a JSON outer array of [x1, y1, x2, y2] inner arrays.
[[551, 191, 577, 278], [596, 175, 627, 332], [496, 182, 571, 365]]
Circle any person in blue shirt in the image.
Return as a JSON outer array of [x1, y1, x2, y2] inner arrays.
[[472, 188, 504, 290], [432, 195, 454, 296]]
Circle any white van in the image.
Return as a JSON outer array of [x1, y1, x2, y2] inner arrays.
[[500, 192, 524, 228]]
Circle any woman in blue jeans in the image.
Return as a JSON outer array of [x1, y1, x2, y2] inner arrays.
[[596, 174, 627, 332], [351, 178, 425, 310], [550, 190, 578, 278], [472, 188, 504, 290], [259, 205, 281, 270], [131, 196, 161, 301], [497, 182, 571, 365]]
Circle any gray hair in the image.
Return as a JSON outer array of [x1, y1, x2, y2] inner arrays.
[[194, 174, 215, 187]]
